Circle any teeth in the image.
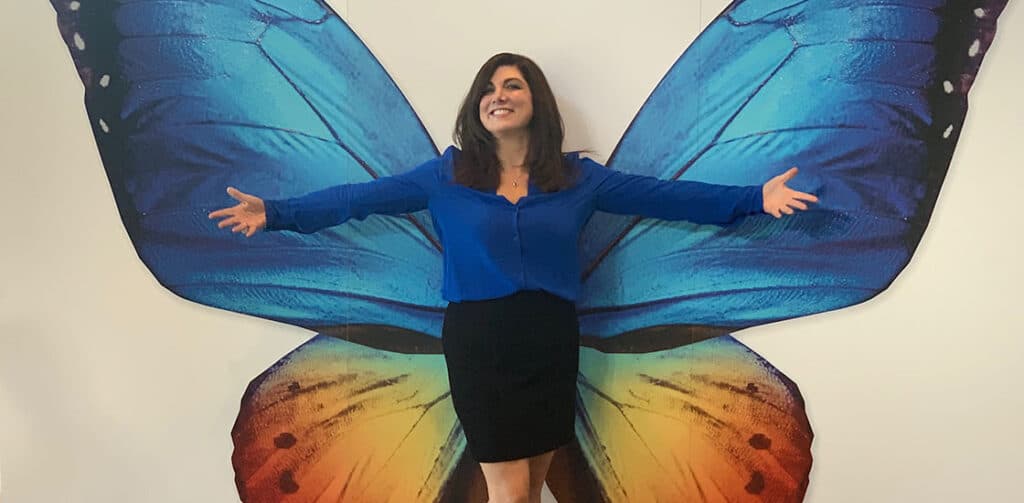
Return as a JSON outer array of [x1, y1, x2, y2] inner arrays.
[[491, 109, 512, 116]]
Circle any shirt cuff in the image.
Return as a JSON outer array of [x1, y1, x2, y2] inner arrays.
[[264, 199, 283, 231], [749, 185, 765, 215]]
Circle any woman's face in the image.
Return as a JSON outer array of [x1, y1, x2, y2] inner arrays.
[[478, 65, 534, 139]]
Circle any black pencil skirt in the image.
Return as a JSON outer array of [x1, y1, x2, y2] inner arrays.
[[441, 290, 580, 463]]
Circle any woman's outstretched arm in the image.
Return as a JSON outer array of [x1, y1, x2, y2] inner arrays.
[[588, 158, 817, 224], [208, 157, 441, 236]]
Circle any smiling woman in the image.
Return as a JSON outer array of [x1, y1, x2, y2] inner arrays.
[[476, 62, 536, 205], [2, 1, 1021, 503], [454, 53, 570, 197], [479, 66, 534, 135]]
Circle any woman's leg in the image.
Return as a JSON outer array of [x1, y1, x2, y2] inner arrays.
[[527, 450, 556, 503], [478, 448, 556, 503], [479, 458, 531, 503]]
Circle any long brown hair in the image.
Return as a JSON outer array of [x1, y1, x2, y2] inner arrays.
[[453, 53, 575, 192]]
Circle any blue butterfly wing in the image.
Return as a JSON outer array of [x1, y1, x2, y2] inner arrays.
[[578, 0, 1011, 341], [49, 2, 484, 500], [49, 0, 446, 339], [557, 2, 1010, 500]]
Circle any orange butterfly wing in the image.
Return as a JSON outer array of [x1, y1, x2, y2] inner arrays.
[[231, 334, 487, 502], [548, 335, 813, 502]]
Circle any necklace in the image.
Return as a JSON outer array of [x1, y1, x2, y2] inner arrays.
[[507, 165, 527, 188]]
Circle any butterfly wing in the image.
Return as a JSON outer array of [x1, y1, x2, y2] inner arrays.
[[558, 1, 1010, 501], [48, 0, 445, 338], [47, 1, 475, 501], [547, 336, 812, 503], [232, 333, 486, 502], [578, 0, 1012, 342]]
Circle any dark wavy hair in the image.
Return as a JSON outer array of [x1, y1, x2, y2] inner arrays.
[[452, 53, 575, 192]]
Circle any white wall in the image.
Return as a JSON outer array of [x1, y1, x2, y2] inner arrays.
[[1, 1, 1021, 501]]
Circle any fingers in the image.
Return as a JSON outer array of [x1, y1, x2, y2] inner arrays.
[[209, 199, 260, 221], [209, 189, 249, 219], [787, 199, 809, 211], [218, 216, 258, 237], [241, 221, 264, 238], [226, 186, 247, 202], [772, 198, 810, 215], [766, 167, 822, 218], [227, 186, 263, 205], [208, 207, 234, 219], [767, 195, 815, 218], [210, 207, 244, 226], [214, 214, 259, 230], [206, 188, 261, 237], [774, 165, 817, 202], [218, 216, 241, 229], [778, 166, 798, 183], [791, 190, 819, 203]]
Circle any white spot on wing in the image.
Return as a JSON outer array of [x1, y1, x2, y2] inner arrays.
[[99, 75, 110, 88], [943, 81, 954, 94], [73, 33, 85, 51], [974, 8, 986, 18], [943, 125, 953, 139], [99, 119, 110, 133], [69, 1, 80, 11], [968, 39, 981, 57]]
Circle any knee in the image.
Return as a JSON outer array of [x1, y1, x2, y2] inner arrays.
[[488, 494, 530, 503], [488, 483, 531, 503]]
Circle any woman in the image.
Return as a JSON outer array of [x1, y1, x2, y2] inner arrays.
[[209, 52, 817, 503]]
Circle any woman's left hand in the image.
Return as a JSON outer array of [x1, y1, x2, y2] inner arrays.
[[762, 167, 819, 218]]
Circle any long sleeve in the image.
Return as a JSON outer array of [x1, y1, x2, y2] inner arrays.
[[264, 157, 441, 233], [586, 158, 764, 225]]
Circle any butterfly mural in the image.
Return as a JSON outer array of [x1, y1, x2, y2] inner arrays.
[[42, 0, 1011, 502]]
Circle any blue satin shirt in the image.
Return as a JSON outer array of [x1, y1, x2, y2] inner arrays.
[[265, 146, 764, 303]]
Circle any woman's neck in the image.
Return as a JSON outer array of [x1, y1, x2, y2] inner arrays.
[[495, 131, 529, 171]]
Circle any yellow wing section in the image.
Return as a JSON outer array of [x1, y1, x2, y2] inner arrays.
[[231, 334, 485, 502], [549, 335, 813, 502]]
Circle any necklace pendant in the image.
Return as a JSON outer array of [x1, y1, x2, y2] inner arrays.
[[512, 180, 519, 188]]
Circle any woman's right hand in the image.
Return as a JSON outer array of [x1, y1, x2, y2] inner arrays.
[[208, 187, 267, 238]]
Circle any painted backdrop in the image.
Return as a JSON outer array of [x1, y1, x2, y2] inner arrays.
[[1, 1, 1022, 502]]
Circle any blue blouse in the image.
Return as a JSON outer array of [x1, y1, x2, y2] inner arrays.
[[264, 146, 764, 303]]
